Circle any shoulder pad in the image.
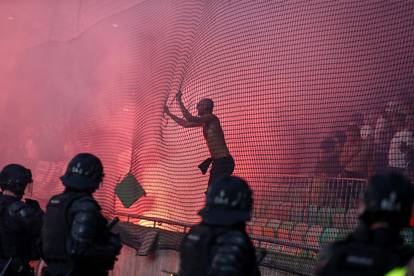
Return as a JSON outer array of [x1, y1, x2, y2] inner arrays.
[[183, 224, 214, 246], [48, 194, 63, 205], [189, 224, 211, 236], [319, 235, 355, 257], [393, 245, 414, 263], [69, 196, 100, 214], [7, 200, 28, 217], [7, 200, 39, 224], [215, 230, 249, 247]]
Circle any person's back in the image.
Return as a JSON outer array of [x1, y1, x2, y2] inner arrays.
[[316, 225, 413, 276], [373, 104, 399, 171], [315, 170, 414, 276], [388, 113, 413, 173], [0, 164, 43, 276], [315, 137, 340, 177], [180, 223, 259, 276], [179, 176, 260, 276], [340, 124, 368, 178], [164, 92, 235, 187], [42, 153, 121, 276]]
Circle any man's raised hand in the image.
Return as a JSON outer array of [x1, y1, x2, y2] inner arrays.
[[164, 105, 171, 115], [176, 90, 183, 101]]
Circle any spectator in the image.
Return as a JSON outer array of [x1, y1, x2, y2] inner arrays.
[[315, 136, 341, 177], [315, 170, 414, 276], [179, 176, 261, 276], [360, 114, 374, 141], [389, 113, 414, 176], [351, 112, 365, 130], [340, 124, 369, 179], [332, 131, 347, 172], [372, 101, 400, 172], [315, 135, 346, 207], [338, 123, 373, 207], [333, 130, 347, 150], [401, 94, 414, 119]]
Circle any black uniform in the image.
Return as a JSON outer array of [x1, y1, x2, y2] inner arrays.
[[42, 191, 120, 276], [0, 194, 43, 276], [315, 170, 414, 276], [180, 223, 260, 276], [41, 153, 121, 276], [316, 225, 414, 276], [179, 176, 261, 276]]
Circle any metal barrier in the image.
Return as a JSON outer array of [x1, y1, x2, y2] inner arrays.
[[115, 175, 369, 276]]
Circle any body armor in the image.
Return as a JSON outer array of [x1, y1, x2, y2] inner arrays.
[[316, 226, 414, 276], [179, 223, 260, 276], [0, 195, 43, 276]]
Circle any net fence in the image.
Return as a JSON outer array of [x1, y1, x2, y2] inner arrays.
[[1, 0, 414, 274]]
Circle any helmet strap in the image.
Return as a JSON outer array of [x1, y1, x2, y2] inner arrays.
[[2, 189, 22, 199]]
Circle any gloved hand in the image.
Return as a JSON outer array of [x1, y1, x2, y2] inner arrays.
[[108, 233, 122, 255], [97, 234, 122, 271]]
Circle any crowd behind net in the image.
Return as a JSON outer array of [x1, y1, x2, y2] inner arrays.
[[1, 0, 414, 274]]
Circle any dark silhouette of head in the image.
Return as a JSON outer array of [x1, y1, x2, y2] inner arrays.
[[197, 98, 214, 116], [320, 137, 336, 153], [345, 123, 360, 142], [0, 164, 33, 199], [61, 153, 104, 193], [393, 112, 406, 132], [199, 176, 253, 226], [333, 131, 346, 146], [360, 169, 414, 229]]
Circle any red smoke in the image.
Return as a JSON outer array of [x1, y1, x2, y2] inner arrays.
[[1, 1, 413, 223]]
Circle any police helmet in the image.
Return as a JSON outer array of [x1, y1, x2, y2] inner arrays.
[[60, 153, 104, 191], [0, 164, 33, 198], [199, 176, 253, 226], [360, 170, 414, 228]]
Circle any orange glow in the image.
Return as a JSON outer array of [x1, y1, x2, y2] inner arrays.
[[117, 215, 189, 233]]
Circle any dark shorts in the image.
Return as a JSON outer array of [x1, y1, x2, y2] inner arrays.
[[208, 156, 235, 186], [45, 265, 108, 276]]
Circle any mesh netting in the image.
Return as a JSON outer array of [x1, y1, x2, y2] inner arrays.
[[1, 0, 414, 274]]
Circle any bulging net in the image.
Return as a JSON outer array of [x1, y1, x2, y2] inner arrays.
[[1, 1, 414, 274]]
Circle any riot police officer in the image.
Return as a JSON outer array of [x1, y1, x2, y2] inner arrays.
[[179, 175, 261, 276], [0, 164, 44, 276], [42, 153, 122, 276], [315, 170, 414, 276]]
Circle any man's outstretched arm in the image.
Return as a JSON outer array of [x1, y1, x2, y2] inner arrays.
[[164, 106, 201, 128], [176, 91, 214, 124]]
